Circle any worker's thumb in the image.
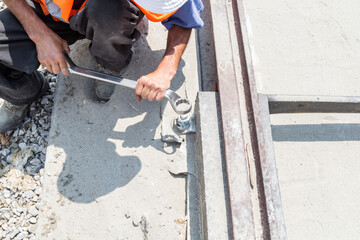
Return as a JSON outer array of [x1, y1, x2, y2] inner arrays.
[[137, 95, 142, 103], [63, 43, 70, 54]]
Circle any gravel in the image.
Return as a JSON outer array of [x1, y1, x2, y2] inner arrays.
[[0, 5, 56, 238], [0, 64, 57, 240]]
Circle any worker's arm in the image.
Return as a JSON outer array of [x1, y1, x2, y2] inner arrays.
[[135, 25, 192, 102], [3, 0, 69, 75]]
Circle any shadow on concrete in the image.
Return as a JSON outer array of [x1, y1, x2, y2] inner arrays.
[[55, 36, 185, 203], [272, 124, 360, 142]]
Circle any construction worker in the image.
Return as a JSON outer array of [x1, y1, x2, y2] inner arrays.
[[0, 0, 203, 131]]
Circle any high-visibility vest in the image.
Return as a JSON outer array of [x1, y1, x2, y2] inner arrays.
[[33, 0, 86, 23], [132, 1, 177, 22], [33, 0, 176, 23]]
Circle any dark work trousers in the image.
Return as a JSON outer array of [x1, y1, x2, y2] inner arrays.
[[0, 0, 143, 106]]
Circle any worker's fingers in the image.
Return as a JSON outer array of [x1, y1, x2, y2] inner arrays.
[[62, 41, 70, 54], [59, 58, 69, 76], [147, 89, 159, 101], [136, 95, 142, 103], [51, 62, 61, 75], [135, 79, 145, 96], [140, 85, 151, 99], [155, 91, 166, 101], [46, 64, 53, 74], [136, 75, 168, 102], [135, 80, 144, 103], [137, 76, 151, 99], [61, 39, 70, 54], [60, 68, 69, 76]]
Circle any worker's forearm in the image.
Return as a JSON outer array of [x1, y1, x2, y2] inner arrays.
[[134, 25, 192, 101], [157, 25, 192, 78], [3, 0, 51, 43]]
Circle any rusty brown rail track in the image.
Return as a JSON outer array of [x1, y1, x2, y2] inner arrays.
[[204, 0, 287, 239]]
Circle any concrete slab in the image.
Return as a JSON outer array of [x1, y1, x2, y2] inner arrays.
[[271, 113, 360, 239], [244, 0, 360, 96], [195, 92, 230, 240], [36, 20, 199, 239], [244, 0, 360, 239]]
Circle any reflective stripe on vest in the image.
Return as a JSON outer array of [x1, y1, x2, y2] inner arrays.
[[132, 0, 177, 22], [33, 0, 86, 22]]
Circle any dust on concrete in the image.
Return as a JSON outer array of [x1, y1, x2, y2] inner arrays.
[[59, 174, 73, 187], [40, 212, 58, 237]]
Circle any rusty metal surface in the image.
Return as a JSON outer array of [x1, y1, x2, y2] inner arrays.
[[258, 95, 288, 240], [196, 0, 217, 91], [215, 0, 360, 238], [208, 0, 256, 239], [268, 94, 360, 114], [232, 0, 287, 239]]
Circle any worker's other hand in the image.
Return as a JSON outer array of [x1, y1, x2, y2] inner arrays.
[[35, 30, 70, 76], [135, 69, 172, 102]]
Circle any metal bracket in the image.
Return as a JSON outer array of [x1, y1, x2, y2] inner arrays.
[[173, 113, 196, 134]]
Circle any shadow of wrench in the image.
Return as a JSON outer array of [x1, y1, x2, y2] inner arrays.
[[64, 53, 192, 115]]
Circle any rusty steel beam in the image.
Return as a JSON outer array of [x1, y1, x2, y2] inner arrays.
[[268, 94, 360, 114], [207, 0, 256, 239], [210, 0, 360, 238], [232, 0, 287, 239], [257, 95, 288, 240]]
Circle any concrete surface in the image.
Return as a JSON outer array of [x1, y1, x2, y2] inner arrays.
[[195, 92, 230, 239], [244, 0, 360, 239], [271, 113, 360, 239], [36, 20, 200, 239], [244, 0, 360, 96]]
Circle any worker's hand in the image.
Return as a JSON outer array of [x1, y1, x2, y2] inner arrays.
[[2, 0, 70, 75], [34, 30, 70, 76], [135, 69, 172, 102]]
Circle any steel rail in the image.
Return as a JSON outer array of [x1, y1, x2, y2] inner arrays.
[[207, 0, 256, 239], [232, 0, 287, 239], [267, 94, 360, 114], [211, 0, 360, 238]]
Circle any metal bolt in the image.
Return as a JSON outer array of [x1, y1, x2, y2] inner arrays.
[[174, 113, 196, 134]]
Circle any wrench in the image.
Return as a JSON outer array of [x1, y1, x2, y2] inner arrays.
[[64, 53, 192, 115]]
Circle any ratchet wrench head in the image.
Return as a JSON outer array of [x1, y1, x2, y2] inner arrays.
[[165, 90, 192, 115]]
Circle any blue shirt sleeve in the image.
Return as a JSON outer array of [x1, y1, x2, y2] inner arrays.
[[162, 0, 204, 30]]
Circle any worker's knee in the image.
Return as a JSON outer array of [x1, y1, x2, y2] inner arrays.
[[71, 0, 143, 42], [93, 45, 133, 72], [69, 0, 143, 71]]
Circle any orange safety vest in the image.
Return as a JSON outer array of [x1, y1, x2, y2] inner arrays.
[[34, 0, 176, 23], [33, 0, 86, 22], [132, 1, 177, 22]]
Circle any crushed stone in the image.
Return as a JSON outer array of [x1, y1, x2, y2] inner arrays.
[[0, 62, 57, 240]]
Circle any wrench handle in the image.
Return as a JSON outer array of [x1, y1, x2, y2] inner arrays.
[[65, 53, 192, 115]]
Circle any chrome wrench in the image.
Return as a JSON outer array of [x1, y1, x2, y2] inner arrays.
[[64, 54, 192, 115]]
